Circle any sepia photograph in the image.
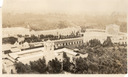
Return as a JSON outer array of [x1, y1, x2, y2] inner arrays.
[[1, 0, 127, 74]]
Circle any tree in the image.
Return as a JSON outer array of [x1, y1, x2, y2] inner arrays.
[[40, 34, 44, 39], [69, 31, 76, 38], [48, 58, 62, 73], [29, 57, 47, 73], [63, 52, 71, 72], [75, 57, 89, 73], [89, 39, 101, 47], [103, 37, 113, 47], [15, 62, 30, 73], [31, 35, 40, 42], [2, 37, 18, 44]]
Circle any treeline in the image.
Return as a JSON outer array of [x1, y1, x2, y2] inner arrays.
[[14, 38, 127, 74], [2, 37, 18, 44], [15, 57, 62, 74], [39, 31, 81, 41], [63, 42, 127, 74], [88, 37, 113, 47], [3, 31, 81, 44], [64, 50, 127, 74]]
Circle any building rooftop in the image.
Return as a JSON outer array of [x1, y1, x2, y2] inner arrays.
[[84, 32, 112, 36], [53, 37, 83, 43], [54, 48, 78, 56]]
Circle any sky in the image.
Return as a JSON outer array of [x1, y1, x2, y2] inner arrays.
[[0, 0, 3, 8], [2, 0, 127, 15]]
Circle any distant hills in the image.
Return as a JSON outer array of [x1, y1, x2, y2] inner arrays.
[[2, 13, 127, 32]]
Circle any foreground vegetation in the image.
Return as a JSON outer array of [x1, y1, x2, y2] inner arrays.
[[63, 38, 127, 74], [63, 46, 127, 74], [14, 38, 127, 74], [15, 57, 62, 74]]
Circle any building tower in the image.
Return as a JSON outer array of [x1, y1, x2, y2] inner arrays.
[[44, 40, 55, 64], [44, 40, 54, 52]]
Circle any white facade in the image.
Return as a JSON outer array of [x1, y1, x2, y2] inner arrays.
[[84, 32, 110, 43], [44, 40, 54, 52], [106, 24, 120, 35], [2, 59, 16, 74], [83, 24, 127, 44], [2, 27, 30, 38], [2, 26, 81, 38], [33, 26, 81, 36]]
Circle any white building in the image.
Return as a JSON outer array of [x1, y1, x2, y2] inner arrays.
[[32, 26, 81, 36], [2, 59, 16, 74], [2, 27, 30, 38], [83, 24, 127, 44], [2, 26, 81, 38], [106, 24, 120, 35], [84, 31, 111, 43]]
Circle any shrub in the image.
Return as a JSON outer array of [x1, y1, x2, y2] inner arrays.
[[89, 39, 101, 47], [103, 37, 113, 47]]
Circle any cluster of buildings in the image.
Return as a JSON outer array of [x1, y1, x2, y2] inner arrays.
[[2, 38, 87, 74], [2, 24, 127, 74]]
